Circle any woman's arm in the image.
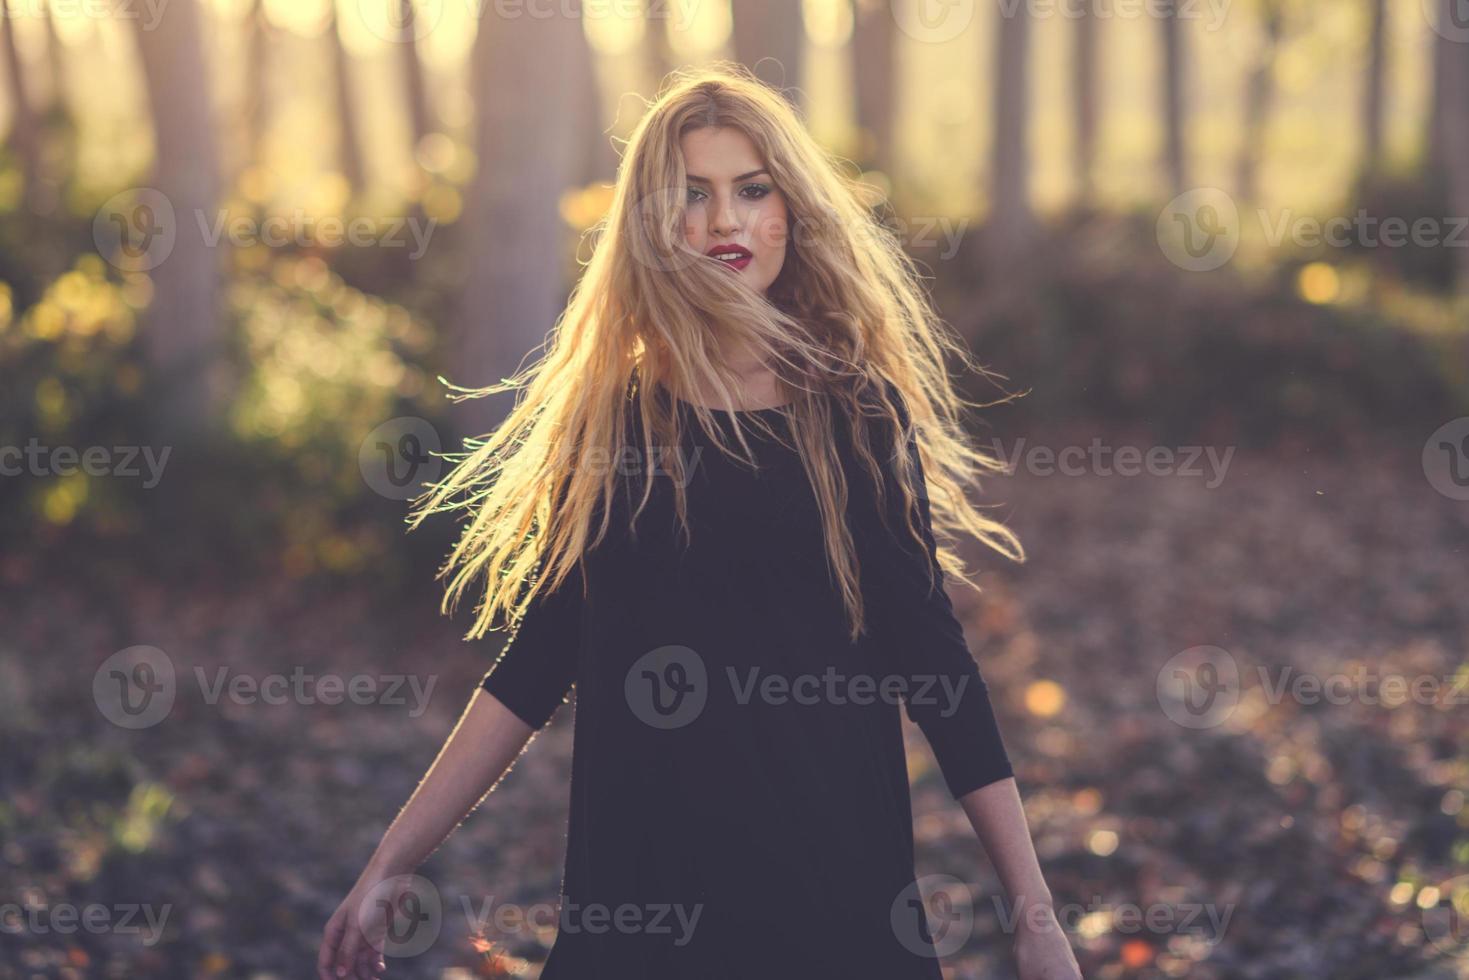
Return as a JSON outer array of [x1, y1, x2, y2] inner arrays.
[[318, 556, 585, 980], [317, 690, 535, 980], [959, 780, 1081, 978], [850, 389, 1080, 978], [362, 688, 537, 878]]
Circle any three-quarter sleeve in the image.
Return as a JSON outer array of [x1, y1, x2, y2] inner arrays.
[[478, 556, 585, 730], [849, 392, 1015, 799]]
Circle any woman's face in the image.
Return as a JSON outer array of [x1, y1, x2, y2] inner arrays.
[[679, 126, 789, 295]]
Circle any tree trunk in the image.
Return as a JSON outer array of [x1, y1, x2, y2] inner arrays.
[[1, 0, 41, 210], [42, 0, 67, 114], [130, 0, 225, 437], [451, 4, 589, 438], [398, 0, 433, 153], [1072, 3, 1097, 206], [730, 0, 805, 110], [1428, 3, 1454, 176], [1438, 0, 1469, 295], [576, 45, 617, 187], [643, 0, 677, 93], [1158, 0, 1188, 196], [329, 5, 365, 194], [241, 0, 269, 182], [988, 5, 1035, 264], [1361, 0, 1387, 177], [851, 0, 894, 175], [1234, 1, 1281, 202]]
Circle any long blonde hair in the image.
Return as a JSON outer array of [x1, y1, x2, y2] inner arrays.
[[409, 63, 1023, 644]]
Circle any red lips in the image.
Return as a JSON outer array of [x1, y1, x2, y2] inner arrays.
[[706, 243, 753, 271]]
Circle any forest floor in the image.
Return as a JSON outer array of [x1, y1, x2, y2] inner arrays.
[[2, 425, 1468, 979]]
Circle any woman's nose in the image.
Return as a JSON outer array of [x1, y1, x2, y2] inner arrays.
[[709, 196, 741, 238]]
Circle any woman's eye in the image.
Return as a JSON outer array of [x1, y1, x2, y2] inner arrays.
[[685, 184, 770, 204]]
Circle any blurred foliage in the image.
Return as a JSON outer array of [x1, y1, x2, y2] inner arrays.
[[0, 230, 456, 588], [948, 211, 1467, 451]]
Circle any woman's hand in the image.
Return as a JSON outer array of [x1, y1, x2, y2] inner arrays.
[[317, 871, 412, 980], [315, 690, 540, 978], [1013, 903, 1083, 980]]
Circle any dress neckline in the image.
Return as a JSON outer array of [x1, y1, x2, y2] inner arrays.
[[651, 381, 795, 416]]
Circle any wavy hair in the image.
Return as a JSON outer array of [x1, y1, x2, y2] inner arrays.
[[409, 62, 1024, 644]]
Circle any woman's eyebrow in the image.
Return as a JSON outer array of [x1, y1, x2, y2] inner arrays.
[[686, 169, 770, 184]]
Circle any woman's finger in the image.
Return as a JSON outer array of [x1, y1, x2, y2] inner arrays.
[[317, 911, 346, 980], [355, 942, 383, 980], [335, 916, 365, 979]]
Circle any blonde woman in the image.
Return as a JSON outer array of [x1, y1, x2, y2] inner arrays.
[[319, 65, 1081, 980]]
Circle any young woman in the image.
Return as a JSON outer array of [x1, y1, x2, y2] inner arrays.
[[319, 65, 1082, 980]]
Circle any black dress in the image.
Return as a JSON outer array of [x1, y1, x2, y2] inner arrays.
[[479, 381, 1015, 979]]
